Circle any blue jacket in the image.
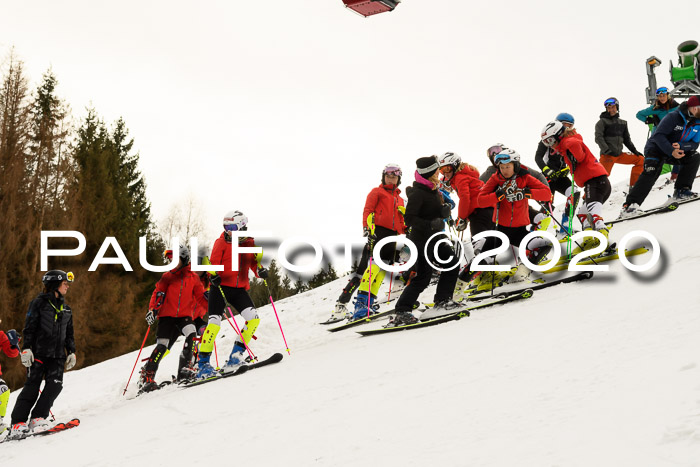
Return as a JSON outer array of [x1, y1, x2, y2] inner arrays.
[[645, 102, 700, 160], [636, 100, 679, 134]]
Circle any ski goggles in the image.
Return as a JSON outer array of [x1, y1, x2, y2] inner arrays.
[[656, 87, 669, 95], [487, 145, 505, 158], [383, 166, 402, 177], [542, 136, 558, 147], [604, 98, 618, 107], [439, 165, 454, 174], [494, 153, 513, 165], [224, 223, 247, 232]]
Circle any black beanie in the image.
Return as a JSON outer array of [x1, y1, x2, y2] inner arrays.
[[416, 156, 439, 178]]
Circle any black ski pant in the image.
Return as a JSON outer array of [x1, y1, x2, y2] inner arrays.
[[208, 286, 255, 318], [394, 235, 459, 312], [11, 357, 65, 424], [468, 207, 494, 239], [626, 152, 700, 206]]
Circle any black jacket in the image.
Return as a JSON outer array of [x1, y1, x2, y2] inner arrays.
[[594, 112, 640, 156], [404, 181, 450, 243], [534, 141, 567, 172], [23, 292, 75, 359]]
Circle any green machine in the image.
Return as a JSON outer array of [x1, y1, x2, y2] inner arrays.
[[645, 40, 700, 104]]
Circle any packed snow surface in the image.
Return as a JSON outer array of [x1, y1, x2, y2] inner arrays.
[[3, 179, 700, 466]]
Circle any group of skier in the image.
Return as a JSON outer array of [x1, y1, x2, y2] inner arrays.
[[327, 92, 700, 325], [2, 91, 699, 442]]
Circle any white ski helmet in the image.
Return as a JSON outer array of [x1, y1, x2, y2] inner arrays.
[[437, 152, 461, 181], [541, 121, 565, 147], [164, 242, 190, 264], [223, 210, 248, 232], [493, 149, 521, 171]]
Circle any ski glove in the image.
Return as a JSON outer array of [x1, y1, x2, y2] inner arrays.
[[258, 267, 269, 280], [362, 227, 376, 239], [5, 329, 20, 350], [20, 349, 34, 368], [439, 204, 452, 218], [506, 188, 531, 202], [494, 187, 506, 201], [210, 274, 222, 287], [65, 353, 76, 371], [456, 218, 468, 232], [145, 309, 158, 326], [557, 166, 570, 178], [429, 218, 444, 231], [645, 115, 660, 125], [542, 166, 556, 179]]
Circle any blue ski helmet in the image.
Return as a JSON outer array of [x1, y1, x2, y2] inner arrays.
[[555, 112, 575, 125]]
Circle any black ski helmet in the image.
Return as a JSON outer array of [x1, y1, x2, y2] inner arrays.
[[42, 270, 74, 291]]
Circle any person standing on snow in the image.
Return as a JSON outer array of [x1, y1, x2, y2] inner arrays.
[[196, 211, 268, 380], [0, 326, 20, 434], [8, 270, 76, 439], [388, 156, 460, 326], [534, 113, 582, 236], [594, 97, 645, 188], [325, 163, 406, 323], [622, 96, 700, 214], [139, 244, 209, 392], [541, 120, 611, 237], [471, 149, 552, 292]]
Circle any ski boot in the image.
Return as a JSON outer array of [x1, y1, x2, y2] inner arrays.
[[137, 366, 159, 393], [467, 268, 517, 294], [672, 187, 698, 200], [323, 302, 350, 324], [196, 352, 219, 380], [619, 202, 640, 218], [177, 363, 197, 382], [350, 292, 379, 321], [29, 417, 50, 434], [385, 311, 419, 328], [7, 421, 29, 440], [222, 341, 250, 373], [0, 416, 6, 435]]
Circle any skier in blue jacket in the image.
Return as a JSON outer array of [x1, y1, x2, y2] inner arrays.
[[622, 96, 700, 213]]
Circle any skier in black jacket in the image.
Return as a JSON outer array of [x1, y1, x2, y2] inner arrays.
[[8, 270, 76, 439], [389, 156, 460, 326]]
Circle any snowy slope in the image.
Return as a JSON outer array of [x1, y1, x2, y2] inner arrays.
[[3, 177, 700, 467]]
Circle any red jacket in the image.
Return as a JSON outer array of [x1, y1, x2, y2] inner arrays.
[[210, 234, 261, 290], [149, 265, 208, 319], [477, 167, 551, 227], [451, 165, 485, 220], [363, 184, 406, 234], [0, 330, 20, 376], [554, 132, 609, 187]]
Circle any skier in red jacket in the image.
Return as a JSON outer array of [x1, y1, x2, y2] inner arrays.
[[0, 326, 20, 433], [473, 149, 552, 291], [541, 120, 611, 236], [325, 164, 406, 323], [139, 243, 209, 391], [196, 210, 268, 380]]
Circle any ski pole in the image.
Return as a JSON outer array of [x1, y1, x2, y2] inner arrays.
[[123, 327, 150, 396], [535, 201, 601, 266], [366, 213, 376, 319], [254, 253, 290, 355], [122, 291, 165, 396]]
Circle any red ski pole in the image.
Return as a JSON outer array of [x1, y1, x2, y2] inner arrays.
[[122, 291, 164, 396], [122, 327, 150, 396]]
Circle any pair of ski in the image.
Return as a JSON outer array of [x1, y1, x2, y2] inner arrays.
[[607, 194, 700, 226], [0, 418, 80, 443], [180, 353, 284, 389]]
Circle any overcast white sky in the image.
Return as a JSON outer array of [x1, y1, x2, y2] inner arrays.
[[1, 0, 696, 273]]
